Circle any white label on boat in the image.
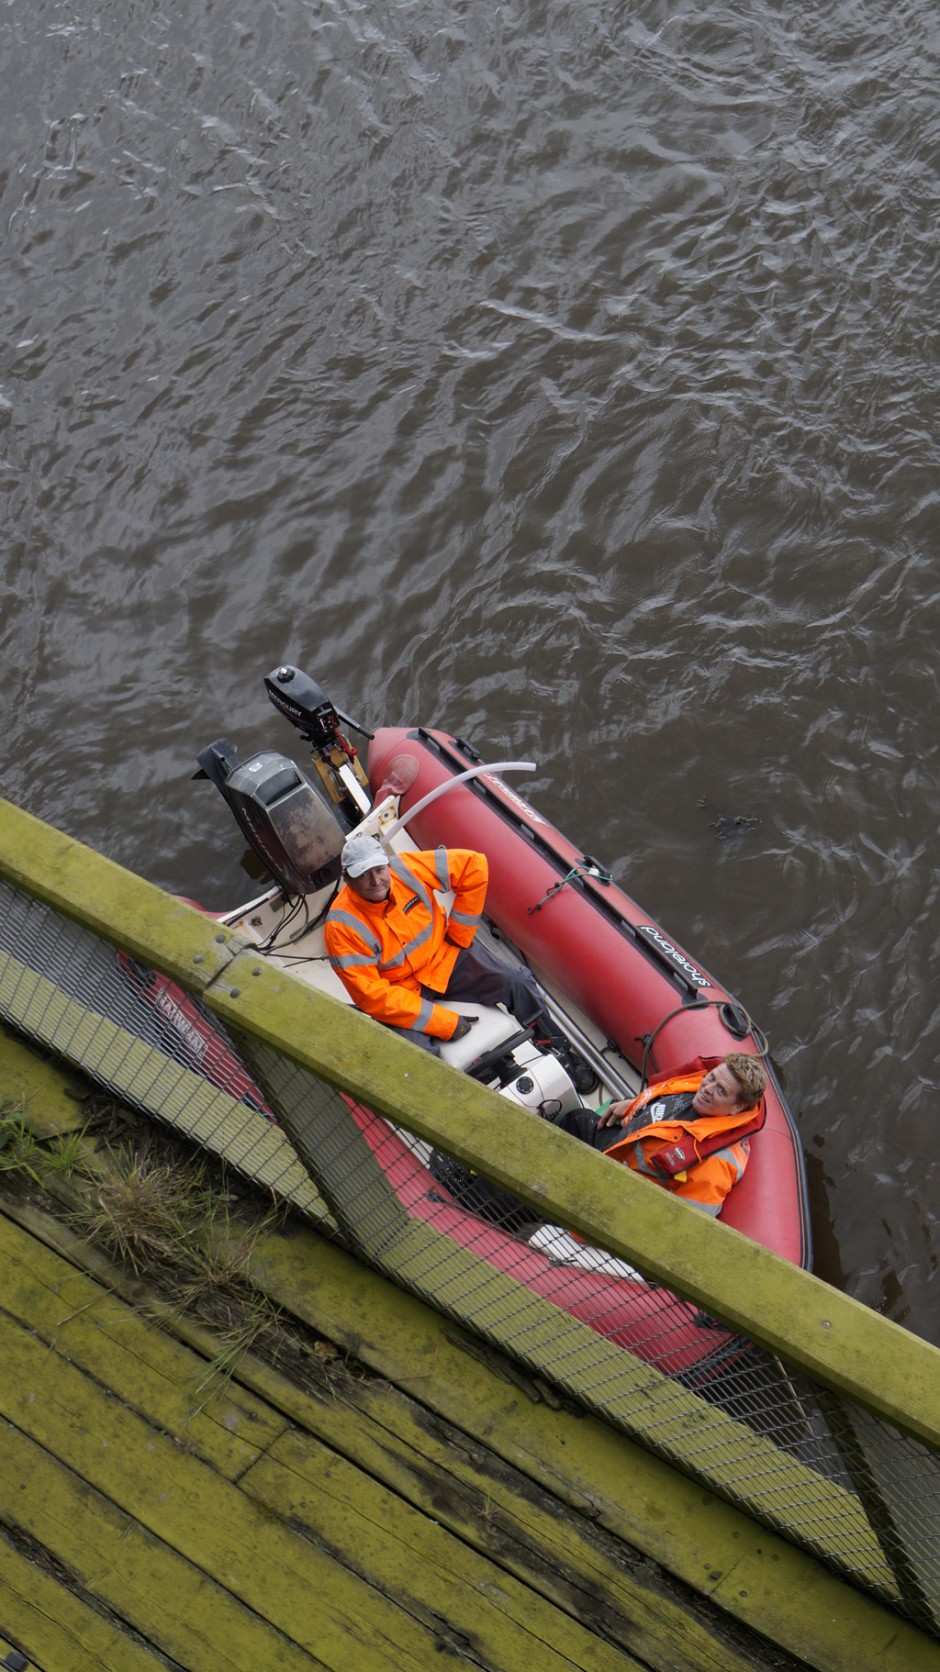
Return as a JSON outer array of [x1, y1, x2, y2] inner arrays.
[[483, 775, 547, 823], [638, 925, 711, 988], [155, 990, 208, 1057]]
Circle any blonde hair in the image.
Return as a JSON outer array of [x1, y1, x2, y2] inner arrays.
[[724, 1053, 767, 1109]]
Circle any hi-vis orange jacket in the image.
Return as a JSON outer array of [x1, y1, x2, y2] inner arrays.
[[324, 848, 488, 1040], [604, 1072, 761, 1216]]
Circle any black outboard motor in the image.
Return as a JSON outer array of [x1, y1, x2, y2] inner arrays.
[[195, 739, 345, 897], [264, 665, 349, 747], [264, 664, 374, 829]]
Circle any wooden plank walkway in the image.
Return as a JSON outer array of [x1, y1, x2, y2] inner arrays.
[[0, 1189, 783, 1672], [2, 1030, 939, 1672]]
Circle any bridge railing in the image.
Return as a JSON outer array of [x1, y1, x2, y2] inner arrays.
[[1, 798, 938, 1640]]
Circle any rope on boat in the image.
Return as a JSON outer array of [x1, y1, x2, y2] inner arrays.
[[638, 997, 770, 1086], [527, 862, 613, 914]]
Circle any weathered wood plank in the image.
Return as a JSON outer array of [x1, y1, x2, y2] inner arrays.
[[235, 1360, 786, 1672], [0, 801, 242, 990], [0, 1194, 800, 1672], [241, 1432, 643, 1672], [2, 813, 939, 1455], [0, 1421, 326, 1672], [230, 1046, 916, 1605], [0, 1022, 87, 1138], [6, 1189, 939, 1672], [10, 948, 898, 1603], [246, 1220, 940, 1672], [0, 1307, 525, 1670], [0, 819, 929, 1672], [247, 1202, 897, 1597], [0, 1210, 287, 1480], [0, 1524, 165, 1672]]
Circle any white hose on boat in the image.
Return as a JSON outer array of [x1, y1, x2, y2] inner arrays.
[[383, 760, 536, 841]]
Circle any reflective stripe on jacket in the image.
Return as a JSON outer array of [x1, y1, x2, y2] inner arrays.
[[604, 1072, 757, 1216], [324, 847, 488, 1040]]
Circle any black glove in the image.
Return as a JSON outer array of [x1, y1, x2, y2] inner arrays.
[[451, 1015, 479, 1042]]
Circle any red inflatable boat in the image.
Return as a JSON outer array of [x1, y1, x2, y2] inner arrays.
[[159, 665, 812, 1385]]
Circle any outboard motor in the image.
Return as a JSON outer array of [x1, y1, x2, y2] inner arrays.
[[195, 738, 345, 897], [263, 665, 346, 746], [264, 664, 374, 829]]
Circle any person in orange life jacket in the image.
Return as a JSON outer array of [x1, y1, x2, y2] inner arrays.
[[557, 1054, 768, 1215], [325, 835, 595, 1085]]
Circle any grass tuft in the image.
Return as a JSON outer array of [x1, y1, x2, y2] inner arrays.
[[188, 1293, 282, 1412], [0, 1104, 40, 1181], [72, 1135, 286, 1402], [80, 1146, 210, 1277], [79, 1141, 274, 1290], [0, 1101, 88, 1184]]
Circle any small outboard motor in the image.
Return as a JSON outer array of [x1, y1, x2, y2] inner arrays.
[[263, 664, 375, 830], [264, 665, 347, 746], [195, 738, 345, 897]]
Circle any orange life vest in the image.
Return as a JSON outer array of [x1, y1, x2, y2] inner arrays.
[[604, 1072, 763, 1216], [324, 847, 488, 1040]]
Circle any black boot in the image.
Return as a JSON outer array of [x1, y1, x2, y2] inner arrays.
[[562, 1049, 600, 1096], [526, 1007, 600, 1097]]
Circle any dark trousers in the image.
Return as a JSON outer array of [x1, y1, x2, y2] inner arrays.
[[443, 945, 551, 1032], [558, 1107, 624, 1151], [399, 942, 557, 1056]]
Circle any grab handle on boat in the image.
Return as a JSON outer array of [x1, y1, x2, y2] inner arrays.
[[383, 761, 536, 841]]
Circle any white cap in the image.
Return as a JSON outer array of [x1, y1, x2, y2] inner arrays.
[[341, 834, 389, 877]]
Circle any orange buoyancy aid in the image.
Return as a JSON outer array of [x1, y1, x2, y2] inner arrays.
[[324, 847, 489, 1040], [604, 1072, 763, 1216]]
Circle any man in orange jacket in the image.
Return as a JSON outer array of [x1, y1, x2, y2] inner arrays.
[[559, 1055, 767, 1215], [325, 834, 581, 1068]]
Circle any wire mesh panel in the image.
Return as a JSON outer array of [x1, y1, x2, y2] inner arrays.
[[0, 880, 332, 1225], [0, 873, 938, 1637], [812, 1390, 940, 1632]]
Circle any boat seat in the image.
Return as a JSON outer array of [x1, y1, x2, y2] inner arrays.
[[438, 1003, 522, 1072]]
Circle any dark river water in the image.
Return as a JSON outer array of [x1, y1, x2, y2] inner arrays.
[[3, 0, 939, 1342]]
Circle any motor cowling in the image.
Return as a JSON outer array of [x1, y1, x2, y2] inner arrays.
[[264, 665, 342, 747], [196, 739, 344, 897]]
